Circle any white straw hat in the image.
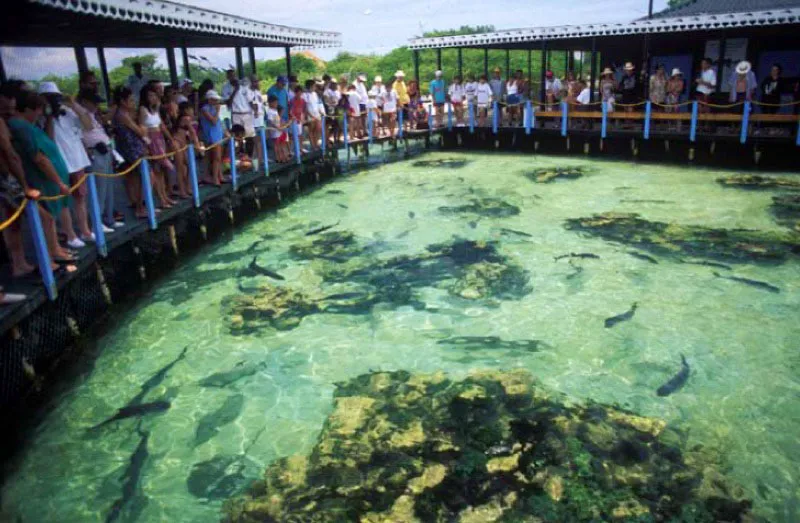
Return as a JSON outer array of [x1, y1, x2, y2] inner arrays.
[[374, 75, 382, 82], [206, 90, 222, 100], [601, 67, 614, 76], [394, 70, 405, 77], [624, 62, 635, 71], [671, 68, 683, 77], [435, 70, 442, 77], [37, 81, 61, 95], [735, 61, 752, 75]]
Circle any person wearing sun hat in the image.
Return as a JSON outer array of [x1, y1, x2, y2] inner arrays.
[[599, 67, 617, 112], [666, 68, 685, 113], [728, 60, 758, 106], [394, 70, 409, 128], [619, 62, 639, 112]]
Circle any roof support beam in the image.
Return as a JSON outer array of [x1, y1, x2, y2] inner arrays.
[[527, 49, 532, 91], [436, 48, 442, 71], [235, 46, 244, 79], [540, 40, 547, 105], [0, 49, 7, 83], [248, 47, 257, 76], [285, 47, 292, 79], [181, 47, 191, 80], [457, 48, 462, 78], [166, 47, 179, 86], [97, 47, 111, 103], [589, 37, 597, 103], [74, 46, 89, 74], [483, 48, 488, 78], [506, 50, 510, 79], [413, 50, 420, 82]]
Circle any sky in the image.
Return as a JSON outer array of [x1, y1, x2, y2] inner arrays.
[[2, 0, 668, 80]]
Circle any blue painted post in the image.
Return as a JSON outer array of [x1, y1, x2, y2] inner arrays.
[[601, 101, 608, 139], [525, 100, 532, 135], [140, 159, 157, 230], [427, 105, 433, 135], [447, 103, 453, 131], [368, 110, 374, 144], [344, 114, 350, 147], [468, 102, 475, 134], [187, 144, 201, 208], [397, 110, 403, 139], [86, 173, 107, 257], [740, 101, 751, 144], [228, 137, 238, 190], [321, 116, 327, 156], [25, 201, 57, 300], [644, 101, 652, 140], [796, 118, 800, 147], [292, 121, 301, 165], [492, 101, 498, 134], [561, 101, 568, 137], [690, 101, 698, 142], [258, 127, 269, 176], [531, 103, 536, 130]]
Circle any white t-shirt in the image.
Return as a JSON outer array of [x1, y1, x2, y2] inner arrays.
[[252, 91, 265, 128], [303, 91, 324, 120], [383, 90, 398, 112], [230, 86, 254, 114], [347, 92, 361, 116], [366, 99, 379, 124], [355, 82, 368, 105], [448, 84, 465, 103], [266, 107, 282, 139], [576, 88, 591, 105], [476, 83, 492, 105], [52, 107, 91, 173], [323, 88, 341, 110], [545, 78, 562, 96], [369, 85, 386, 106], [506, 80, 519, 96], [465, 82, 478, 102], [697, 68, 717, 95], [221, 81, 235, 101]]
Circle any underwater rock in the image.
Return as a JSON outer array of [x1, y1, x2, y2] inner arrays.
[[449, 261, 531, 300], [289, 230, 365, 262], [771, 194, 800, 232], [717, 174, 800, 191], [565, 212, 800, 263], [438, 198, 521, 218], [412, 158, 469, 169], [226, 284, 321, 332], [222, 370, 752, 522], [526, 166, 587, 183]]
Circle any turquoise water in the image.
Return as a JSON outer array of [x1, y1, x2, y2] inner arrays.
[[2, 152, 799, 522]]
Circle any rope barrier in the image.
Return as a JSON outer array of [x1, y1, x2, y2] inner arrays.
[[38, 172, 91, 201], [0, 198, 28, 232]]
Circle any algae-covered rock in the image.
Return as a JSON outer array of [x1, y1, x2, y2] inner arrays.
[[289, 231, 365, 262], [412, 158, 470, 169], [526, 166, 587, 183], [438, 198, 521, 218], [717, 174, 800, 191], [225, 284, 321, 332], [449, 261, 530, 300], [566, 212, 800, 263], [223, 370, 752, 522]]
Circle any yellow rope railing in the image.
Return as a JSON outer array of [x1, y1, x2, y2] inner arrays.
[[0, 198, 28, 232]]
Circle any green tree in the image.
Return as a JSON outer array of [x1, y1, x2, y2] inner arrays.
[[667, 0, 692, 7]]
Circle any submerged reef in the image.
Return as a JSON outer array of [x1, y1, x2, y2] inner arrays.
[[771, 195, 800, 233], [223, 370, 751, 522], [717, 175, 800, 191], [289, 231, 366, 262], [412, 158, 470, 169], [438, 198, 521, 218], [526, 166, 588, 184], [565, 212, 800, 263]]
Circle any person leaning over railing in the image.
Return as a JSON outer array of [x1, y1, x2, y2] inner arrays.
[[112, 86, 150, 219], [6, 89, 80, 274], [139, 83, 176, 209], [199, 90, 228, 187]]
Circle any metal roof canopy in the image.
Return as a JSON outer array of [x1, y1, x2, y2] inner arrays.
[[2, 0, 341, 48], [408, 7, 800, 50]]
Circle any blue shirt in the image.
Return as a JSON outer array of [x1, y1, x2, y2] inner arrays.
[[430, 79, 446, 104], [267, 85, 289, 121]]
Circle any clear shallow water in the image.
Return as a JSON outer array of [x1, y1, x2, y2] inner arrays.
[[2, 152, 800, 522]]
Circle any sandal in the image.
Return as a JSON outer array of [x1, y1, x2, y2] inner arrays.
[[54, 255, 78, 264], [53, 264, 78, 276]]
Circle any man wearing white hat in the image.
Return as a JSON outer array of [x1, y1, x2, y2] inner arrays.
[[728, 60, 757, 105], [369, 76, 387, 135], [619, 62, 639, 113], [430, 70, 446, 128], [355, 73, 369, 131]]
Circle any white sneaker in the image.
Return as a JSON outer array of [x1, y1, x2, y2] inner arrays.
[[67, 238, 86, 249], [81, 233, 96, 243], [112, 221, 125, 228], [101, 224, 114, 233], [1, 292, 26, 305]]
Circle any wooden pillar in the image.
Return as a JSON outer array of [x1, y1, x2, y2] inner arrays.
[[566, 50, 573, 75], [248, 47, 257, 75], [527, 49, 532, 87], [483, 48, 489, 77], [181, 47, 191, 79], [285, 47, 292, 78], [505, 49, 511, 78], [436, 48, 442, 71], [413, 50, 420, 81], [457, 48, 463, 78], [166, 47, 179, 86], [643, 35, 651, 101], [716, 35, 727, 87], [234, 47, 244, 79], [540, 41, 548, 104], [97, 47, 111, 102], [0, 51, 6, 83], [74, 46, 89, 73], [589, 37, 598, 103]]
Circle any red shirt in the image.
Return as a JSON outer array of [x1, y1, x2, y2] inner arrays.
[[290, 97, 306, 122]]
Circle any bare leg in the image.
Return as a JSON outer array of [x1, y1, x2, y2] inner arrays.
[[2, 225, 35, 276], [59, 207, 79, 243]]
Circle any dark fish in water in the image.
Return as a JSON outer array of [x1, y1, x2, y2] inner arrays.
[[395, 229, 413, 239], [246, 240, 264, 253], [554, 252, 600, 262], [128, 346, 188, 406], [566, 259, 583, 280], [620, 199, 675, 204], [468, 221, 478, 229], [628, 251, 658, 264], [305, 221, 340, 236], [656, 354, 690, 397], [248, 256, 285, 281], [187, 454, 259, 500], [680, 259, 732, 271], [713, 272, 780, 293], [614, 186, 634, 191], [91, 401, 171, 430], [198, 362, 267, 388], [105, 423, 150, 523], [604, 302, 638, 328], [437, 336, 544, 352], [408, 211, 416, 219], [458, 177, 465, 182], [322, 291, 370, 301], [326, 189, 344, 194], [500, 228, 533, 238], [195, 394, 245, 447], [337, 203, 348, 209]]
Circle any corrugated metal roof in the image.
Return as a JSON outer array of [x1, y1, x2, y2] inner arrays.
[[27, 0, 341, 48], [408, 6, 800, 50], [652, 0, 800, 19]]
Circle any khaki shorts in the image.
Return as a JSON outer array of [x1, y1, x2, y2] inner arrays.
[[232, 113, 256, 138]]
